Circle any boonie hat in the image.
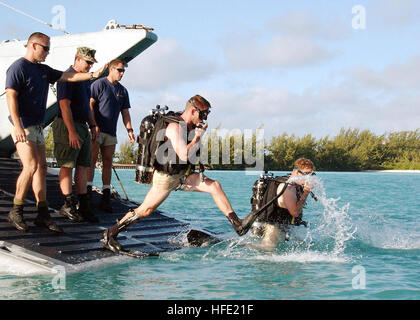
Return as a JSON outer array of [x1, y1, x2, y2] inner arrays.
[[76, 47, 98, 63]]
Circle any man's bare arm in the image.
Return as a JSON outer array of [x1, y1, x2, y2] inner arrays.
[[278, 184, 311, 218], [121, 109, 135, 143], [6, 88, 26, 142], [166, 122, 201, 162], [59, 99, 81, 149], [58, 63, 108, 82]]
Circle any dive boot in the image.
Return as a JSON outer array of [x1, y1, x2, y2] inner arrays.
[[227, 211, 260, 236], [78, 193, 99, 223], [34, 204, 63, 233], [87, 185, 93, 204], [60, 195, 83, 222], [99, 188, 113, 213], [7, 204, 27, 232], [101, 227, 122, 253], [101, 209, 138, 253]]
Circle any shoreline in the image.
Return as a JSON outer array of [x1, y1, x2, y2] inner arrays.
[[103, 165, 420, 173], [363, 170, 420, 173]]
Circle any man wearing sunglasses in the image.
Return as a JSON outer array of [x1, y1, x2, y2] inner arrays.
[[88, 59, 134, 213], [52, 47, 101, 223], [101, 95, 256, 253], [253, 158, 316, 249], [5, 32, 107, 233]]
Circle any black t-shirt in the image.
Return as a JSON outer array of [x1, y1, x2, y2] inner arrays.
[[6, 57, 63, 128], [90, 77, 131, 137], [57, 66, 91, 123]]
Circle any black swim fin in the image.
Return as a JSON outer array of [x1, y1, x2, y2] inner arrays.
[[187, 229, 220, 247]]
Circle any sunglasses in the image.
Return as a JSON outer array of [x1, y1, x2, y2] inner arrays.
[[85, 60, 94, 66], [35, 43, 50, 52], [189, 98, 211, 120], [114, 67, 126, 73], [297, 170, 316, 176]]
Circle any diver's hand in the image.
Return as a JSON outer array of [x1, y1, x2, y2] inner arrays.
[[194, 122, 208, 140], [303, 181, 313, 193]]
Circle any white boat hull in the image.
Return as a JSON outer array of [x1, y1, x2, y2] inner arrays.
[[0, 28, 157, 157]]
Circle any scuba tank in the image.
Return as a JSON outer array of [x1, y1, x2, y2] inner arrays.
[[250, 171, 273, 212], [134, 105, 168, 184], [250, 171, 309, 227]]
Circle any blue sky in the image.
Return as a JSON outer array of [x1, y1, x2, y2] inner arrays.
[[1, 0, 419, 146]]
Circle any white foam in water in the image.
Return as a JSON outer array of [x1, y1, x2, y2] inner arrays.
[[358, 221, 420, 250], [253, 251, 347, 263]]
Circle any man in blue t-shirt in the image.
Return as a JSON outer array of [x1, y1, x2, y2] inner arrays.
[[5, 32, 107, 233], [88, 59, 135, 212], [53, 47, 101, 223]]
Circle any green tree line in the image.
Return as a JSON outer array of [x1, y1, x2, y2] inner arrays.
[[266, 128, 420, 171]]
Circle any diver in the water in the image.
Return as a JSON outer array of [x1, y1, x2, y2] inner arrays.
[[101, 95, 258, 253], [251, 158, 315, 249]]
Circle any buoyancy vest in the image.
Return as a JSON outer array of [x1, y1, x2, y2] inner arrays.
[[149, 111, 194, 175], [250, 175, 306, 226]]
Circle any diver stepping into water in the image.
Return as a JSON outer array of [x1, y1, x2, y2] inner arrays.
[[101, 95, 256, 253], [249, 158, 316, 249]]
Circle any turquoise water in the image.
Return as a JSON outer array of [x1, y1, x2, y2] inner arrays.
[[0, 170, 419, 300]]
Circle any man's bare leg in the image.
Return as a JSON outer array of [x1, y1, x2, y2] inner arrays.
[[59, 167, 73, 196], [14, 141, 39, 203], [120, 186, 171, 224], [8, 141, 39, 231], [102, 186, 171, 252], [31, 144, 47, 203], [100, 144, 115, 186], [88, 141, 100, 184], [183, 173, 256, 236], [183, 173, 234, 216], [74, 166, 88, 195]]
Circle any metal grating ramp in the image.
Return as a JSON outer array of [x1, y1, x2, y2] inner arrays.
[[0, 158, 193, 266]]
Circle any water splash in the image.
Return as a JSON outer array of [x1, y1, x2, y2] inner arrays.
[[288, 174, 356, 255], [204, 174, 357, 263]]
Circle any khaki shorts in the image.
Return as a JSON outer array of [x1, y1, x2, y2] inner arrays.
[[10, 124, 45, 146], [96, 132, 118, 147], [52, 117, 92, 168], [152, 170, 189, 192]]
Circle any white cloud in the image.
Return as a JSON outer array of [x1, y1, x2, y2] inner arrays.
[[348, 55, 420, 92], [123, 38, 219, 91], [222, 34, 336, 71], [220, 10, 345, 71], [266, 11, 350, 41], [370, 0, 420, 29]]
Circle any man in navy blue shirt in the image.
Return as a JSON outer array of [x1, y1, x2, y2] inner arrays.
[[5, 32, 107, 232], [53, 47, 101, 223], [88, 59, 135, 212]]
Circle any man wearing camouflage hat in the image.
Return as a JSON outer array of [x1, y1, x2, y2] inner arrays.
[[52, 47, 101, 223]]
